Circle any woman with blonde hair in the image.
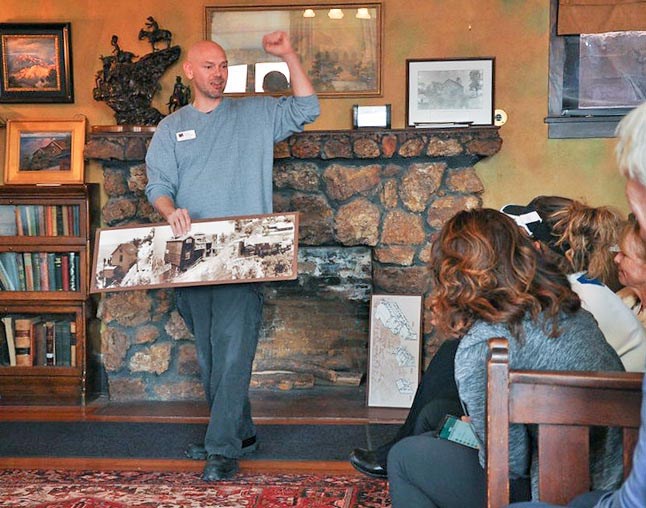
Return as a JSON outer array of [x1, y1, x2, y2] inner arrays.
[[502, 196, 646, 372], [387, 208, 624, 508]]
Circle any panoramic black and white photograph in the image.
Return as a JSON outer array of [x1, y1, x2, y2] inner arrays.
[[90, 212, 298, 293]]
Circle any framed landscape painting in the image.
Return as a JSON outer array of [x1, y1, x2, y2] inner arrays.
[[204, 3, 382, 97], [3, 118, 86, 185], [0, 23, 74, 103], [367, 294, 422, 408], [91, 212, 299, 293]]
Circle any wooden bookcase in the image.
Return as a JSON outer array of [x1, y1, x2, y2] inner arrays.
[[0, 184, 99, 404]]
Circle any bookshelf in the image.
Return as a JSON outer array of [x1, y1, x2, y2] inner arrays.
[[0, 185, 98, 404]]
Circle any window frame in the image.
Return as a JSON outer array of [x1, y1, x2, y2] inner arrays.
[[545, 0, 636, 139]]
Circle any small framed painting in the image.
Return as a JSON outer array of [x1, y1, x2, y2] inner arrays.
[[0, 23, 74, 103], [367, 294, 423, 408], [91, 212, 299, 293], [4, 118, 86, 185], [406, 57, 495, 127]]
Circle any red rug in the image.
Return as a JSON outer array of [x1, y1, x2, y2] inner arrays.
[[0, 469, 391, 507]]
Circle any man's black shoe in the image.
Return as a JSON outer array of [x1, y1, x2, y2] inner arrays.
[[185, 435, 258, 460], [203, 454, 238, 481], [349, 448, 388, 478]]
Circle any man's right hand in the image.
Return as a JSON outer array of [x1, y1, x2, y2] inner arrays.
[[166, 207, 192, 237]]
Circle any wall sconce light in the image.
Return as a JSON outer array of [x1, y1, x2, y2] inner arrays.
[[303, 9, 315, 18], [328, 9, 344, 19], [356, 8, 371, 19]]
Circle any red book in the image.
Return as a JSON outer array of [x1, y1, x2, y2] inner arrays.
[[61, 253, 70, 291]]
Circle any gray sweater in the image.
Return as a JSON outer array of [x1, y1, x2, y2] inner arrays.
[[145, 95, 320, 219], [454, 309, 625, 494]]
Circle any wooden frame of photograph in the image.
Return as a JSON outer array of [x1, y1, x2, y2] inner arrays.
[[3, 118, 86, 185], [406, 57, 495, 127], [367, 294, 423, 408], [91, 212, 299, 293], [204, 3, 382, 97], [0, 22, 74, 103]]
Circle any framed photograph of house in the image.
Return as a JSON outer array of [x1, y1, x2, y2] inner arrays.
[[3, 118, 86, 185], [406, 58, 495, 127], [367, 294, 422, 408], [204, 3, 382, 97], [91, 212, 299, 293], [0, 23, 74, 103]]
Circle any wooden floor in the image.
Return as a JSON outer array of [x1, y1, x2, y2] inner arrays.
[[1, 456, 358, 474], [0, 386, 408, 424]]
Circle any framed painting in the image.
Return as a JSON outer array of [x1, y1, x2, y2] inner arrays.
[[91, 212, 299, 293], [0, 23, 74, 103], [406, 57, 495, 127], [4, 118, 86, 185], [367, 294, 422, 408], [204, 3, 382, 97]]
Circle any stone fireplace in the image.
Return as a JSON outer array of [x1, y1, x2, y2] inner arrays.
[[85, 127, 501, 401]]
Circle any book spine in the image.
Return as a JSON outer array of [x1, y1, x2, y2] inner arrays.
[[31, 253, 41, 291], [47, 253, 56, 291], [61, 254, 70, 291], [34, 322, 47, 366], [69, 321, 77, 367], [37, 206, 45, 236], [69, 252, 77, 292], [14, 319, 34, 367], [2, 317, 15, 366], [23, 253, 34, 291], [53, 254, 63, 290], [16, 254, 25, 291], [39, 252, 49, 291], [45, 321, 55, 366], [15, 206, 23, 236]]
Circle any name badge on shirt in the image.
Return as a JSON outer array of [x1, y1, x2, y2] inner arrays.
[[176, 130, 196, 141]]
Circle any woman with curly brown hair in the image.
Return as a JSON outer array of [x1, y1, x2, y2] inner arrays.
[[387, 208, 624, 508], [503, 196, 646, 372]]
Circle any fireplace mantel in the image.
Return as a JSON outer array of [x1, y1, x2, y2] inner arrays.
[[86, 126, 501, 402], [86, 126, 502, 162]]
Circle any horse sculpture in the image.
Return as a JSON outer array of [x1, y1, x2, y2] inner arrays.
[[138, 27, 172, 51]]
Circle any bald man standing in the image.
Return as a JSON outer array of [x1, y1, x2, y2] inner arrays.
[[145, 32, 319, 481]]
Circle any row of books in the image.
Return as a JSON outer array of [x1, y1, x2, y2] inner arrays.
[[0, 251, 80, 291], [0, 204, 81, 237], [0, 315, 77, 367]]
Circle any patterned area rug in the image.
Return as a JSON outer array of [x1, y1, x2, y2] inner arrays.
[[0, 469, 391, 508]]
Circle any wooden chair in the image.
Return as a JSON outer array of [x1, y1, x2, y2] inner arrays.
[[486, 337, 643, 508]]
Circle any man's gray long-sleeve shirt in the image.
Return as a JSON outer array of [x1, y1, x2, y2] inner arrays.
[[145, 94, 319, 219]]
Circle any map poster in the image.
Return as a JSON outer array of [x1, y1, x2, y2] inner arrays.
[[367, 294, 423, 408]]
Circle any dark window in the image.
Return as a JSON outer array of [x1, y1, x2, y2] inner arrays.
[[546, 0, 646, 138]]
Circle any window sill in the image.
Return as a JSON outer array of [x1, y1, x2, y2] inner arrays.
[[544, 116, 621, 139]]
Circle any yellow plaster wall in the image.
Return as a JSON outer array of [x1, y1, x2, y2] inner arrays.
[[0, 0, 631, 214]]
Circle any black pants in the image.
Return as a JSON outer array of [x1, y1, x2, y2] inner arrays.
[[374, 339, 463, 464], [388, 432, 530, 508]]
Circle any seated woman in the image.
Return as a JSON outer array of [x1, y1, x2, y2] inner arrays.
[[502, 196, 646, 372], [616, 217, 646, 329], [350, 197, 642, 479], [387, 208, 624, 508]]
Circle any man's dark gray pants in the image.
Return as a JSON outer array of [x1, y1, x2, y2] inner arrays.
[[176, 283, 263, 458]]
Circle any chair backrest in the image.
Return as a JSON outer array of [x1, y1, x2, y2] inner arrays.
[[486, 337, 643, 508]]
